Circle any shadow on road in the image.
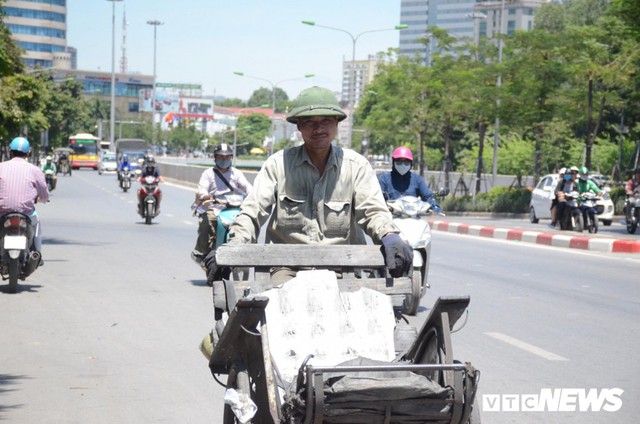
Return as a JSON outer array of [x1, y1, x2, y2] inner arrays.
[[0, 373, 29, 419]]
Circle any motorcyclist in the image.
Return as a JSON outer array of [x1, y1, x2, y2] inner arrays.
[[549, 167, 566, 229], [58, 151, 70, 175], [190, 143, 252, 266], [137, 155, 163, 215], [378, 146, 441, 212], [41, 156, 57, 190], [625, 167, 640, 221], [0, 137, 49, 260], [576, 166, 604, 224], [555, 165, 580, 228], [117, 154, 131, 181]]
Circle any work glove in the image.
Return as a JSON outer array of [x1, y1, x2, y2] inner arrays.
[[380, 233, 413, 278]]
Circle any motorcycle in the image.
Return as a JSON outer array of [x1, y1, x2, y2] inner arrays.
[[0, 213, 41, 293], [386, 196, 439, 315], [625, 188, 640, 234], [59, 158, 71, 176], [559, 191, 584, 232], [44, 169, 55, 191], [119, 166, 132, 192], [138, 175, 162, 225], [194, 193, 248, 283], [580, 191, 601, 234]]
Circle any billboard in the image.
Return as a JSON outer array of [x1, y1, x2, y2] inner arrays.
[[139, 89, 213, 118]]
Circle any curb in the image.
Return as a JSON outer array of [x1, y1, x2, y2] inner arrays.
[[428, 220, 640, 254]]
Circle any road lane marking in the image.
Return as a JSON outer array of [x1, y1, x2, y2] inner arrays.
[[485, 332, 568, 361]]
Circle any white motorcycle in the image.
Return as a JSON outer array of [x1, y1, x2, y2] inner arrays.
[[386, 196, 440, 315]]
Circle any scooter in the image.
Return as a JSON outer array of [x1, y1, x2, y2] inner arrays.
[[625, 188, 640, 234], [119, 166, 132, 192], [0, 213, 41, 293], [386, 196, 439, 315], [559, 191, 584, 232], [138, 175, 162, 225], [44, 169, 55, 191], [580, 191, 601, 234], [195, 193, 248, 283]]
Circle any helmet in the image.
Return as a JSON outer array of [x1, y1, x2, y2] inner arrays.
[[9, 137, 30, 154], [392, 146, 413, 161], [144, 154, 155, 165], [559, 167, 567, 175], [579, 166, 588, 175], [570, 166, 579, 173], [286, 86, 347, 123], [122, 154, 128, 160], [214, 143, 233, 156], [46, 156, 52, 161]]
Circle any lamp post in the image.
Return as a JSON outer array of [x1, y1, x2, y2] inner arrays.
[[302, 21, 408, 147], [233, 72, 315, 154], [107, 0, 123, 147], [147, 20, 163, 145], [493, 0, 506, 184]]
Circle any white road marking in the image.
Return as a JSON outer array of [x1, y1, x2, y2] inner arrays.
[[485, 332, 568, 361], [182, 220, 195, 226]]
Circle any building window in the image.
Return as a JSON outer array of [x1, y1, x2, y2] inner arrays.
[[128, 103, 139, 113], [508, 8, 516, 15], [22, 0, 66, 5], [17, 41, 66, 53], [507, 20, 516, 35], [7, 24, 65, 39], [4, 7, 66, 23]]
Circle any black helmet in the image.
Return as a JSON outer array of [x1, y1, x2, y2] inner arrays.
[[635, 167, 640, 175], [144, 154, 155, 165], [214, 143, 233, 156]]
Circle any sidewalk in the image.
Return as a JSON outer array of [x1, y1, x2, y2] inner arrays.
[[427, 219, 640, 254]]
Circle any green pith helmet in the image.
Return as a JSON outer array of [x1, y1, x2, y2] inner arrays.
[[286, 86, 347, 123], [579, 166, 589, 175]]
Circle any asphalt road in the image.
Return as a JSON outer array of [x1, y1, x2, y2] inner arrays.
[[1, 170, 638, 423]]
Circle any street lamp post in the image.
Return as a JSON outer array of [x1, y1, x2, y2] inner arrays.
[[302, 21, 407, 147], [493, 0, 506, 184], [233, 72, 315, 154], [147, 20, 163, 145], [107, 0, 123, 147]]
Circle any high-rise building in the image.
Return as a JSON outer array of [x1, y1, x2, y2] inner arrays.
[[3, 0, 73, 69], [341, 55, 381, 107], [399, 0, 547, 64]]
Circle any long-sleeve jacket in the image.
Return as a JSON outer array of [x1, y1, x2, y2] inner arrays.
[[228, 145, 398, 245]]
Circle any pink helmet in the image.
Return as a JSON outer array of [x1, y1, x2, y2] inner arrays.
[[392, 146, 413, 161]]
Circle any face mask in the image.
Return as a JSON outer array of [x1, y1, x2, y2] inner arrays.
[[394, 163, 411, 175], [216, 159, 232, 169], [564, 174, 571, 181]]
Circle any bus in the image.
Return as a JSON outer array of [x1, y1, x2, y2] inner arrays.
[[68, 133, 100, 170]]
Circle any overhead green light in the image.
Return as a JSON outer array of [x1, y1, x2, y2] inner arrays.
[[302, 20, 315, 26], [233, 71, 244, 76], [395, 24, 409, 30]]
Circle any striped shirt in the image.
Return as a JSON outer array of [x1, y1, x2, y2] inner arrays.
[[0, 157, 49, 216]]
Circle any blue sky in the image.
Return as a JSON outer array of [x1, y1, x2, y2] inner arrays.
[[67, 0, 403, 101]]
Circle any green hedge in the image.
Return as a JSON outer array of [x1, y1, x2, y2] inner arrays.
[[441, 187, 532, 213]]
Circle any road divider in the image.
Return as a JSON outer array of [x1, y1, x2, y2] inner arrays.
[[428, 220, 640, 254]]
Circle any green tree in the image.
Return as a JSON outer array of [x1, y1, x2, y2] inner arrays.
[[0, 2, 24, 77], [247, 87, 289, 113], [235, 113, 271, 151], [216, 97, 246, 108], [0, 73, 50, 143], [45, 78, 94, 148]]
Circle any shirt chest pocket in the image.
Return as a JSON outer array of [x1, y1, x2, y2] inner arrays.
[[277, 195, 306, 228], [323, 200, 351, 236]]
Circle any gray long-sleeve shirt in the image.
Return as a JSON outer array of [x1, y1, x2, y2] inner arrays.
[[229, 145, 398, 245]]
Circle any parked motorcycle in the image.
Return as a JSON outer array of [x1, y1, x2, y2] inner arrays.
[[0, 213, 41, 293], [138, 175, 162, 225], [581, 191, 601, 234], [44, 169, 55, 191], [119, 166, 132, 192], [194, 193, 248, 282], [625, 188, 640, 234], [386, 196, 439, 315], [559, 191, 584, 232]]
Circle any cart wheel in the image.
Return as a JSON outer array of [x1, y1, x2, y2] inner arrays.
[[223, 363, 252, 424], [402, 269, 422, 316]]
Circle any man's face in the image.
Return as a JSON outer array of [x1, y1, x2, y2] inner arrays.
[[297, 116, 339, 151], [571, 171, 578, 181]]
